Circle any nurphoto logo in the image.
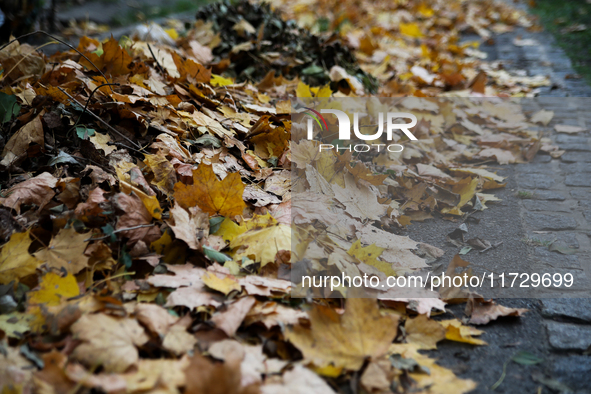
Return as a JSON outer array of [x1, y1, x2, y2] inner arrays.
[[303, 108, 418, 153]]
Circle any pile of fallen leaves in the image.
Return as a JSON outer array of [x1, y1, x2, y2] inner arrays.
[[0, 0, 561, 393]]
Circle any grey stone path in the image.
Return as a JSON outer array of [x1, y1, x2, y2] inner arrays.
[[480, 1, 591, 391]]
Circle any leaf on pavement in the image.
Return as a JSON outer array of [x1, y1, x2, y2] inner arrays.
[[439, 319, 487, 345], [466, 297, 528, 325]]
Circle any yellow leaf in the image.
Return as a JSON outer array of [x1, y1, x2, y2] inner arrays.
[[286, 298, 399, 370], [296, 81, 312, 98], [439, 319, 487, 345], [417, 3, 434, 17], [89, 132, 117, 155], [29, 272, 80, 306], [210, 74, 234, 87], [390, 343, 477, 393], [404, 314, 446, 350], [0, 312, 34, 338], [34, 227, 90, 274], [202, 272, 241, 295], [173, 164, 246, 217], [0, 230, 41, 284], [164, 28, 178, 40], [315, 84, 333, 98], [214, 217, 246, 243], [348, 240, 397, 277], [399, 22, 424, 38], [230, 222, 290, 267]]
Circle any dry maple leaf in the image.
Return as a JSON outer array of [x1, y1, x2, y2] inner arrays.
[[80, 37, 133, 77], [230, 214, 291, 267], [70, 313, 149, 373], [286, 298, 398, 370], [404, 313, 446, 350], [167, 204, 209, 250], [34, 227, 90, 274], [174, 164, 246, 217], [0, 230, 41, 284]]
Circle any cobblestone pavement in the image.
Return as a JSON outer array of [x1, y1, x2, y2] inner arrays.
[[48, 0, 591, 391], [434, 1, 591, 391]]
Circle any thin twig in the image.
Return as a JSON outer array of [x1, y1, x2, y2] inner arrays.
[[84, 224, 156, 242], [147, 43, 164, 74], [0, 30, 114, 93], [58, 87, 141, 149], [71, 82, 120, 132]]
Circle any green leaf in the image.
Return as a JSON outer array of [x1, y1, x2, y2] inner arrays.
[[301, 65, 325, 75], [193, 134, 221, 148], [76, 126, 95, 139], [511, 351, 544, 365], [209, 217, 225, 234], [0, 92, 20, 124], [203, 245, 231, 263], [459, 246, 472, 255]]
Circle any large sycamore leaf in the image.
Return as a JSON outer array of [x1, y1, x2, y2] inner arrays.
[[71, 313, 149, 373], [34, 227, 89, 274], [174, 164, 246, 217], [286, 298, 399, 370], [0, 230, 41, 284]]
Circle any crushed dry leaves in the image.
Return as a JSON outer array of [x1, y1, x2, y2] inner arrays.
[[0, 0, 557, 392]]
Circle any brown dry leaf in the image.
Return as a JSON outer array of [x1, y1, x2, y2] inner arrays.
[[0, 230, 41, 284], [33, 351, 77, 394], [554, 124, 586, 134], [286, 298, 399, 370], [185, 353, 260, 394], [71, 313, 149, 373], [0, 172, 58, 214], [80, 36, 133, 76], [162, 316, 197, 355], [134, 303, 178, 337], [173, 52, 211, 83], [0, 345, 34, 391], [0, 114, 44, 168], [66, 356, 190, 393], [167, 204, 209, 250], [404, 313, 446, 350], [261, 365, 335, 394], [174, 164, 246, 217], [466, 297, 528, 325], [74, 187, 107, 221], [114, 193, 159, 244], [34, 227, 90, 274], [89, 132, 117, 155], [211, 296, 256, 337]]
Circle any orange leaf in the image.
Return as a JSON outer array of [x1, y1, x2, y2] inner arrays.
[[172, 52, 211, 83], [174, 164, 246, 217]]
